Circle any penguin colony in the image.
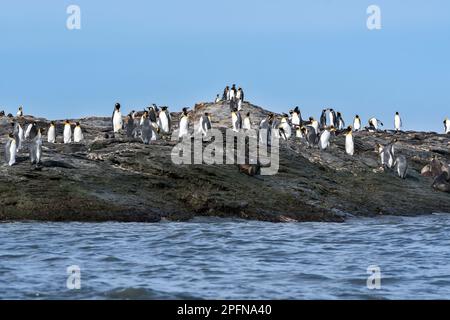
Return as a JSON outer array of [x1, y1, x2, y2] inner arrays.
[[1, 89, 449, 186]]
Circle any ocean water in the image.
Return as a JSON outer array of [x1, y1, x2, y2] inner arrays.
[[0, 215, 449, 300]]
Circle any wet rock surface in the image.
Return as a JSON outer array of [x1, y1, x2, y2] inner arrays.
[[1, 101, 449, 222]]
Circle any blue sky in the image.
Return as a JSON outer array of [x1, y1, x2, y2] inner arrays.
[[0, 0, 449, 131]]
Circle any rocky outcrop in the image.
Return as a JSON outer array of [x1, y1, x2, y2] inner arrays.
[[1, 101, 449, 223]]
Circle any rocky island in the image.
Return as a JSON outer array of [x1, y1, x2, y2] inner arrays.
[[1, 101, 449, 223]]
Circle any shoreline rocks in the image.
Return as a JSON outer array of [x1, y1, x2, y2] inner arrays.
[[1, 101, 450, 223]]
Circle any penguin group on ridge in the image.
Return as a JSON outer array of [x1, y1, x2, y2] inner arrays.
[[2, 94, 449, 183], [2, 106, 86, 167]]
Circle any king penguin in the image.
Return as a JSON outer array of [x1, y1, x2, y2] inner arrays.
[[344, 126, 354, 156], [5, 133, 17, 166], [159, 106, 171, 134], [26, 122, 38, 140], [319, 126, 335, 150], [48, 121, 56, 143], [125, 114, 137, 138], [198, 112, 212, 136], [444, 117, 450, 134], [13, 122, 24, 151], [74, 122, 84, 143], [394, 112, 402, 132], [368, 117, 383, 131], [353, 115, 361, 131], [291, 107, 301, 127], [320, 109, 327, 129], [336, 112, 345, 130], [112, 103, 123, 133], [279, 113, 292, 140], [328, 109, 336, 127], [29, 127, 43, 165], [16, 106, 23, 117], [140, 114, 152, 144], [63, 120, 72, 144], [309, 117, 319, 135], [243, 112, 251, 130], [393, 155, 408, 179], [231, 109, 242, 132], [178, 107, 190, 139], [304, 126, 318, 148]]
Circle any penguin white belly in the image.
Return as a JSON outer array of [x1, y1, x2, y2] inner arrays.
[[281, 122, 291, 139], [345, 135, 354, 155], [9, 141, 16, 166], [179, 117, 189, 138], [63, 126, 72, 143], [319, 130, 330, 149], [292, 114, 300, 126], [74, 127, 84, 142], [197, 118, 204, 134], [25, 124, 32, 139], [329, 113, 334, 126], [370, 118, 378, 129], [237, 100, 242, 111], [354, 119, 361, 131], [445, 120, 450, 133], [312, 122, 319, 134], [36, 141, 42, 163], [160, 114, 169, 133], [232, 114, 238, 132], [48, 127, 56, 143], [113, 111, 123, 133], [395, 116, 401, 130], [243, 118, 251, 130]]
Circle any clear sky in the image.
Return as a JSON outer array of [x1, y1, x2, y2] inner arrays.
[[0, 0, 449, 131]]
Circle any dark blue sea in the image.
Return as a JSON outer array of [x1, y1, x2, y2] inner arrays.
[[1, 215, 449, 299]]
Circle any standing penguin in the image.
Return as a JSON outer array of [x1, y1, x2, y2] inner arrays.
[[158, 106, 171, 134], [140, 110, 149, 126], [178, 107, 190, 139], [198, 112, 212, 136], [243, 112, 251, 130], [336, 112, 345, 130], [309, 117, 319, 134], [230, 84, 237, 101], [112, 103, 123, 133], [215, 94, 221, 103], [344, 126, 354, 156], [25, 122, 38, 140], [223, 86, 230, 101], [16, 106, 23, 117], [291, 107, 301, 127], [125, 114, 137, 138], [13, 122, 24, 151], [29, 128, 43, 164], [74, 122, 84, 143], [63, 120, 72, 144], [393, 155, 408, 179], [318, 126, 335, 150], [304, 126, 318, 148], [353, 115, 361, 131], [394, 112, 402, 132], [320, 109, 327, 129], [444, 117, 450, 134], [140, 114, 152, 144], [231, 109, 242, 132], [328, 109, 337, 127], [278, 114, 292, 140], [47, 121, 56, 143], [368, 117, 383, 131], [295, 126, 303, 138], [5, 133, 17, 166], [375, 142, 394, 169]]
